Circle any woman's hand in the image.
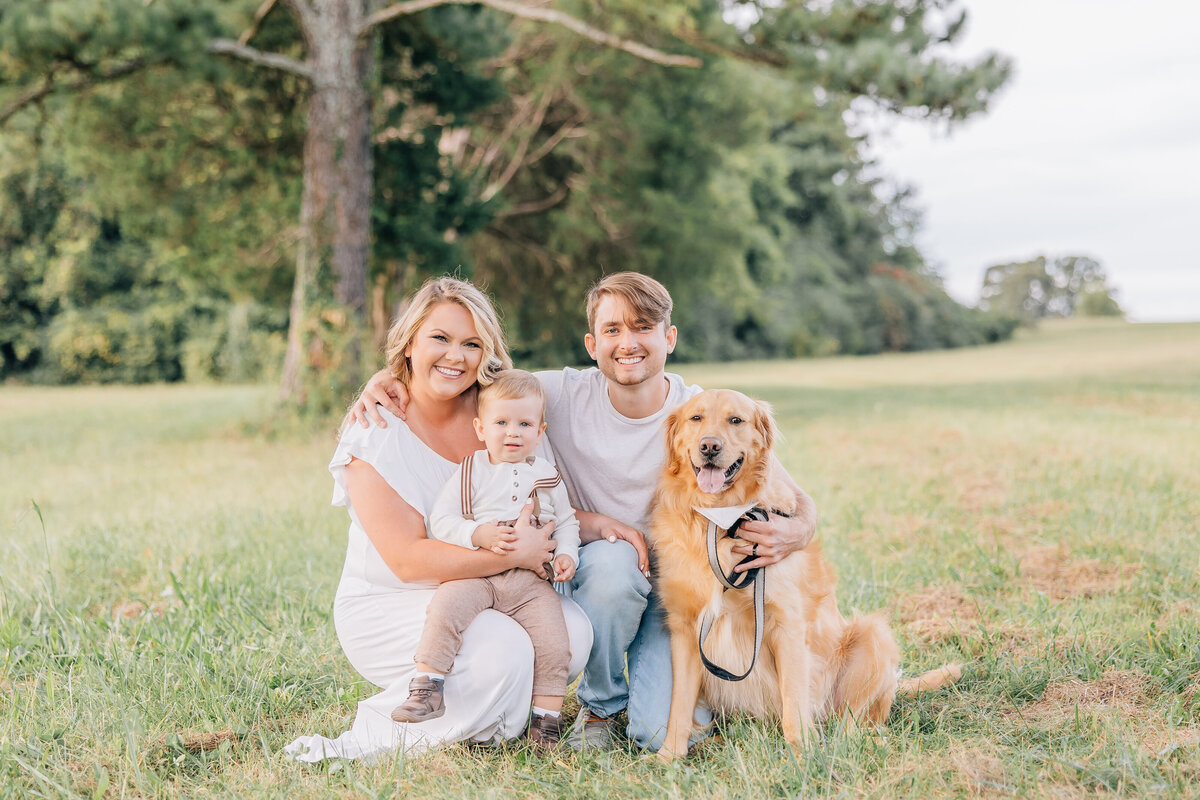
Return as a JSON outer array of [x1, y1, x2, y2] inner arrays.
[[352, 368, 410, 428], [509, 503, 557, 578]]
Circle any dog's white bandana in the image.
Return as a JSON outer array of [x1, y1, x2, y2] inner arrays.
[[693, 503, 758, 531]]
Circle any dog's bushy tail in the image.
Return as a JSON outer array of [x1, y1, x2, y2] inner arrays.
[[896, 663, 963, 698]]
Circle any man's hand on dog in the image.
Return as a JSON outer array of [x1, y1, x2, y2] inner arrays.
[[731, 512, 816, 573], [352, 368, 409, 427]]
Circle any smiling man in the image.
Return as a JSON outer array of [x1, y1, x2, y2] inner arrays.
[[535, 273, 817, 751], [353, 271, 817, 751]]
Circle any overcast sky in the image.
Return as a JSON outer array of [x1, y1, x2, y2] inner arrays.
[[865, 0, 1200, 321]]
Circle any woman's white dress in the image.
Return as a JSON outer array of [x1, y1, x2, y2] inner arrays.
[[284, 409, 593, 762]]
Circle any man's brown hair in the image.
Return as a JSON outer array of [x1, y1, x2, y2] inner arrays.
[[585, 272, 673, 334]]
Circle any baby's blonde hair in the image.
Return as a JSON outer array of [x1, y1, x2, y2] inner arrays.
[[477, 369, 547, 422]]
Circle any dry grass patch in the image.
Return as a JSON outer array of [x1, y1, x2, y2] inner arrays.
[[897, 585, 983, 643], [957, 476, 1009, 513], [1140, 726, 1200, 757], [975, 515, 1021, 539], [905, 617, 971, 644], [1020, 501, 1074, 518], [1155, 601, 1200, 629], [1018, 546, 1140, 599], [1009, 670, 1154, 724], [173, 728, 242, 752], [971, 514, 1060, 552], [898, 585, 977, 622], [949, 744, 1012, 797], [88, 597, 176, 619]]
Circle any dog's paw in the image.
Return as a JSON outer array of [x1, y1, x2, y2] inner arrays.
[[655, 747, 681, 764]]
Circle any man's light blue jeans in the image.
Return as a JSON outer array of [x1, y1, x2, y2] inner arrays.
[[567, 539, 712, 750]]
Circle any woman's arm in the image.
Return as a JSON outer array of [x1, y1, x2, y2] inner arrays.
[[345, 458, 556, 582]]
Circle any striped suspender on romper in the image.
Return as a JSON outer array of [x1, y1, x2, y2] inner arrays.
[[460, 452, 476, 520], [458, 454, 562, 522], [527, 470, 562, 520]]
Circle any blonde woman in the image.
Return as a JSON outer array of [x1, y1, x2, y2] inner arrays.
[[286, 278, 592, 762]]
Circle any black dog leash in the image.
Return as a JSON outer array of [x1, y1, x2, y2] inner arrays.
[[698, 507, 771, 681]]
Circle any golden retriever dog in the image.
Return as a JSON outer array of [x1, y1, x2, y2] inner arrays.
[[651, 389, 960, 760]]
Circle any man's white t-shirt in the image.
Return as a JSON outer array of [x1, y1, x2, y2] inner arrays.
[[536, 367, 702, 538]]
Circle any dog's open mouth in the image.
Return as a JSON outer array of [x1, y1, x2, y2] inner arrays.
[[692, 456, 744, 494]]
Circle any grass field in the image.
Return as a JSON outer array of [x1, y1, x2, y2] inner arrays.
[[3, 318, 1199, 798]]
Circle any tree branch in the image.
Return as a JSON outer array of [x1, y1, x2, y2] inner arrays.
[[0, 57, 155, 126], [361, 0, 702, 68], [281, 0, 317, 44], [481, 86, 554, 202], [239, 0, 282, 45], [525, 111, 586, 165], [206, 39, 313, 80], [493, 183, 569, 218], [670, 26, 789, 68], [468, 92, 537, 175]]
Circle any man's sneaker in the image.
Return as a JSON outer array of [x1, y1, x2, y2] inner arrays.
[[565, 706, 616, 750], [390, 675, 445, 723], [525, 713, 562, 752]]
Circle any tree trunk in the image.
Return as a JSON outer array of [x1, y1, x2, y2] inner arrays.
[[280, 0, 374, 405]]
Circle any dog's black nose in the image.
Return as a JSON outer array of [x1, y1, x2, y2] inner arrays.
[[699, 437, 722, 457]]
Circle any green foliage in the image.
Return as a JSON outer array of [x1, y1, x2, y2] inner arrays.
[[183, 300, 288, 383], [0, 165, 67, 374], [0, 0, 1017, 390], [0, 155, 289, 383], [1078, 286, 1125, 318], [470, 3, 1012, 363], [370, 8, 506, 281], [980, 254, 1122, 322], [45, 292, 189, 383], [1, 1, 301, 383]]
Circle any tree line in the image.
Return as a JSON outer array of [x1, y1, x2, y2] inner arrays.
[[980, 254, 1123, 320], [1, 0, 1019, 412]]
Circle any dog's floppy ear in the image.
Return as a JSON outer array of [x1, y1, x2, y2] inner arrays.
[[664, 408, 684, 475], [753, 399, 777, 453]]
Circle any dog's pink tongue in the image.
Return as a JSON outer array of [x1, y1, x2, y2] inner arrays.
[[697, 466, 726, 494]]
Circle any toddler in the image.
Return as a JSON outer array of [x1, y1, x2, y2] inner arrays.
[[391, 370, 579, 749]]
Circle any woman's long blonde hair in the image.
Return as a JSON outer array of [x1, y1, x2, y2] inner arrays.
[[384, 277, 511, 389]]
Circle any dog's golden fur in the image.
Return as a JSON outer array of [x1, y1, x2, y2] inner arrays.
[[650, 389, 959, 759]]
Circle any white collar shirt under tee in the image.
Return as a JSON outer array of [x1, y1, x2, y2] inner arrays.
[[536, 367, 702, 540]]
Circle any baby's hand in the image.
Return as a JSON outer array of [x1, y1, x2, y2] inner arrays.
[[553, 554, 576, 583], [473, 522, 517, 554]]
